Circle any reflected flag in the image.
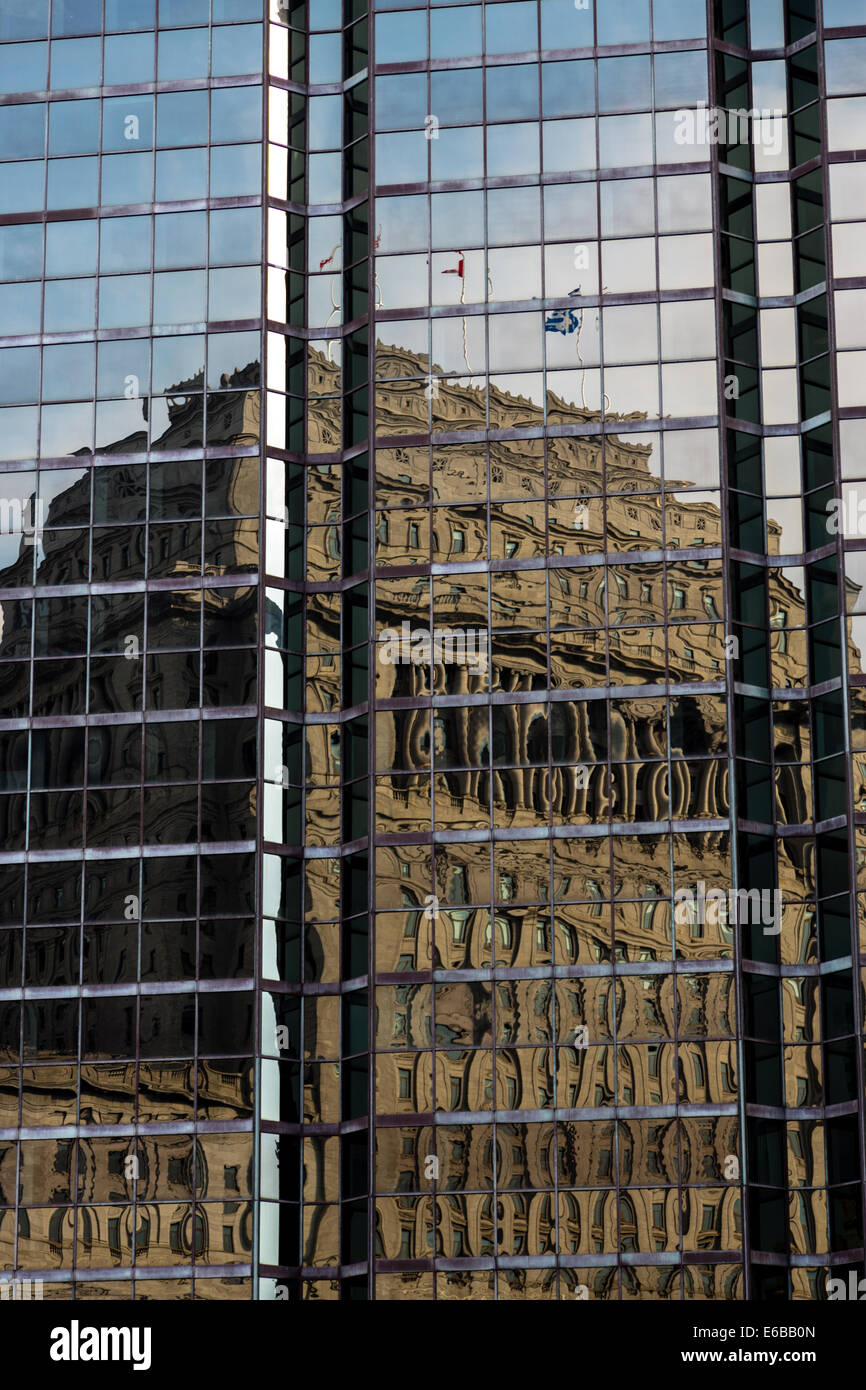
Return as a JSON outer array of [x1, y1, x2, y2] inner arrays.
[[545, 286, 581, 335]]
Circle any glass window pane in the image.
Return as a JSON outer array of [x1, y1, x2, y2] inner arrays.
[[103, 95, 154, 151], [308, 95, 344, 150], [374, 194, 426, 254], [485, 2, 536, 54], [98, 274, 151, 329], [42, 342, 95, 401], [46, 219, 97, 276], [598, 57, 652, 114], [309, 32, 342, 84], [487, 123, 539, 178], [49, 35, 100, 87], [487, 186, 540, 245], [0, 104, 45, 159], [657, 173, 712, 232], [308, 152, 341, 204], [159, 0, 209, 25], [654, 51, 708, 109], [544, 182, 597, 240], [0, 348, 40, 405], [208, 266, 261, 320], [100, 153, 153, 206], [209, 208, 262, 266], [828, 97, 866, 154], [211, 86, 262, 144], [542, 118, 595, 174], [157, 90, 209, 147], [0, 162, 44, 214], [660, 300, 716, 360], [601, 179, 655, 237], [98, 338, 151, 399], [430, 69, 483, 127], [375, 12, 427, 65], [210, 144, 260, 197], [100, 216, 151, 273], [0, 0, 49, 41], [603, 236, 657, 293], [432, 191, 484, 249], [49, 97, 98, 154], [376, 74, 427, 132], [489, 311, 542, 371], [0, 283, 41, 334], [104, 32, 155, 85], [599, 114, 653, 169], [0, 223, 43, 279], [155, 211, 207, 270], [826, 40, 866, 98], [431, 5, 482, 58], [821, 0, 860, 24], [653, 0, 707, 39], [542, 59, 594, 117], [598, 0, 650, 44], [603, 305, 658, 364], [48, 156, 99, 209], [44, 278, 96, 332], [158, 27, 209, 81], [153, 270, 207, 325], [375, 131, 427, 185], [152, 335, 206, 395], [214, 0, 263, 18], [658, 232, 714, 290], [52, 0, 101, 38], [486, 64, 539, 122], [0, 42, 47, 95], [830, 164, 866, 221], [0, 406, 38, 458], [156, 147, 209, 201], [105, 0, 156, 30], [541, 0, 594, 50], [211, 23, 262, 77], [207, 329, 260, 388]]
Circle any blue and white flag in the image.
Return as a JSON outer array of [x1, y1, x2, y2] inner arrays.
[[545, 287, 582, 335]]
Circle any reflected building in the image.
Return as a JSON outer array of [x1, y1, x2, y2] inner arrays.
[[0, 365, 261, 1300]]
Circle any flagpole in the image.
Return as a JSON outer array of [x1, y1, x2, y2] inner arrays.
[[575, 304, 587, 412]]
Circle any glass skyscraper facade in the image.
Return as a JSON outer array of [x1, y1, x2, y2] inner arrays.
[[0, 0, 263, 1300], [1, 0, 866, 1303]]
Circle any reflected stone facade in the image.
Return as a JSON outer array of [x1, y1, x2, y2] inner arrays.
[[260, 0, 866, 1302]]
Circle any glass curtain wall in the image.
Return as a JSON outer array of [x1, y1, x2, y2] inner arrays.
[[0, 0, 264, 1300]]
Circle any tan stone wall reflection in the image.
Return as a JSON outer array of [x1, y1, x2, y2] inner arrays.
[[364, 345, 755, 1283], [1, 1128, 252, 1275], [303, 340, 860, 1291]]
